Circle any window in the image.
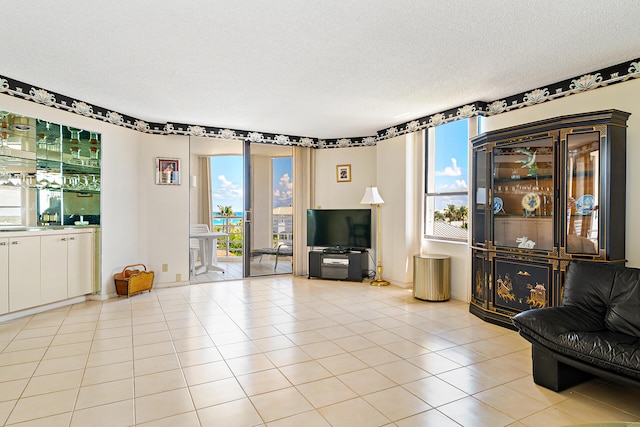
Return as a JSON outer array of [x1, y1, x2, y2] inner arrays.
[[424, 118, 475, 241]]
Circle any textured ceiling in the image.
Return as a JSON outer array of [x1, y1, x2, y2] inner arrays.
[[0, 0, 639, 139]]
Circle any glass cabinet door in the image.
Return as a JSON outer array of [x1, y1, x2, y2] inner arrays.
[[566, 132, 599, 254], [492, 137, 554, 250], [472, 148, 487, 245]]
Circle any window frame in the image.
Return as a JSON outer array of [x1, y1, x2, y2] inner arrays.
[[423, 118, 475, 242]]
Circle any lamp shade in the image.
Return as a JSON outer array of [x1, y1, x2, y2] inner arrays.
[[360, 186, 385, 204]]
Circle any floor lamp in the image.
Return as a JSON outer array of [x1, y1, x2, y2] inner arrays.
[[361, 187, 389, 286]]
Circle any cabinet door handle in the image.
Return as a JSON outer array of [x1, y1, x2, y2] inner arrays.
[[11, 241, 19, 245], [0, 242, 6, 246], [69, 237, 75, 241], [61, 238, 67, 241]]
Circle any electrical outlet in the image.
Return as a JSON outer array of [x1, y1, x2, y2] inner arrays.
[[162, 263, 168, 272], [176, 273, 182, 282]]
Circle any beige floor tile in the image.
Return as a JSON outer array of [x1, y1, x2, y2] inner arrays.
[[216, 340, 262, 359], [226, 353, 275, 376], [182, 360, 233, 385], [504, 376, 570, 406], [0, 347, 47, 367], [297, 377, 357, 408], [437, 366, 504, 394], [57, 322, 97, 335], [437, 345, 489, 366], [518, 406, 585, 427], [360, 329, 404, 345], [133, 330, 173, 346], [50, 330, 94, 346], [34, 354, 88, 376], [5, 411, 72, 427], [351, 346, 402, 367], [43, 341, 92, 359], [318, 397, 390, 427], [0, 378, 29, 402], [22, 369, 84, 397], [316, 353, 368, 376], [236, 368, 292, 396], [4, 336, 53, 353], [75, 377, 134, 409], [90, 335, 133, 353], [407, 351, 462, 374], [197, 397, 263, 427], [475, 384, 551, 419], [86, 347, 133, 368], [6, 388, 78, 425], [299, 340, 345, 359], [552, 392, 639, 423], [266, 409, 331, 427], [577, 381, 640, 417], [409, 334, 457, 352], [81, 360, 133, 386], [438, 395, 515, 426], [172, 335, 214, 353], [373, 360, 431, 385], [189, 377, 247, 408], [0, 399, 15, 425], [135, 387, 195, 424], [363, 386, 431, 421], [0, 362, 38, 383], [252, 335, 296, 352], [403, 376, 467, 407], [250, 386, 314, 422], [316, 325, 357, 340], [70, 398, 134, 427], [136, 410, 201, 427], [133, 341, 176, 360], [285, 330, 327, 345], [243, 325, 283, 340], [134, 368, 187, 397], [338, 367, 396, 395], [134, 352, 181, 376], [381, 339, 430, 358], [264, 346, 312, 367], [13, 326, 59, 340], [177, 347, 223, 367], [394, 409, 460, 427], [279, 360, 333, 385]]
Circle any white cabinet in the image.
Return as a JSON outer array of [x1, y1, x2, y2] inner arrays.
[[0, 238, 8, 314], [67, 231, 94, 297], [40, 234, 69, 304], [1, 228, 96, 314], [9, 236, 41, 312]]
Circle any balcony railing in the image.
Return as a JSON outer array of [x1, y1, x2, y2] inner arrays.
[[211, 214, 293, 257], [212, 215, 243, 257]]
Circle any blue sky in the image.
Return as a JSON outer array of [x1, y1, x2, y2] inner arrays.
[[210, 155, 292, 214], [433, 119, 469, 210]]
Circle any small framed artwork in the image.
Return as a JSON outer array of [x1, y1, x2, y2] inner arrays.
[[336, 164, 351, 182], [156, 157, 181, 185]]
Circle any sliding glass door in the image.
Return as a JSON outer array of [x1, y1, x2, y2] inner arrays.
[[243, 141, 293, 277]]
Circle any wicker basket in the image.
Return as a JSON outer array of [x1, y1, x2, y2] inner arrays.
[[114, 264, 154, 297]]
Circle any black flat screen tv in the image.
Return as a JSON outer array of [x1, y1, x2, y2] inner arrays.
[[306, 209, 372, 249]]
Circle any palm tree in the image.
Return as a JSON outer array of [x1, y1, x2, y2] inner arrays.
[[217, 205, 235, 216]]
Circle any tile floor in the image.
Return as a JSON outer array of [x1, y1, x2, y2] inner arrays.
[[0, 276, 639, 426], [189, 257, 292, 284]]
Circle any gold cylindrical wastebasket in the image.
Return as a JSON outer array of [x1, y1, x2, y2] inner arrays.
[[413, 254, 451, 301]]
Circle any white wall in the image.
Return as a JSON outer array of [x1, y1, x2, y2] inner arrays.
[[312, 146, 377, 209], [3, 75, 640, 306]]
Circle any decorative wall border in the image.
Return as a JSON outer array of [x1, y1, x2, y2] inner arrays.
[[1, 58, 639, 149]]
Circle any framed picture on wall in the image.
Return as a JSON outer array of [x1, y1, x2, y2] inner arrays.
[[156, 157, 181, 185], [336, 164, 351, 182]]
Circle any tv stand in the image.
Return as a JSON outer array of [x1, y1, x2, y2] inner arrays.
[[308, 250, 368, 282]]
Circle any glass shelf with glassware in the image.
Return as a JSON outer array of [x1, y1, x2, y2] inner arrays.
[[0, 109, 101, 229]]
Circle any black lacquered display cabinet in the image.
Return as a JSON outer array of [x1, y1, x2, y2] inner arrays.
[[470, 110, 630, 328]]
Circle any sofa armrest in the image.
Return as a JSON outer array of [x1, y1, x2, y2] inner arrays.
[[512, 306, 606, 348]]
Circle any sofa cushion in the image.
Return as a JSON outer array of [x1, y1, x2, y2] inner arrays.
[[606, 266, 640, 337], [562, 261, 616, 315]]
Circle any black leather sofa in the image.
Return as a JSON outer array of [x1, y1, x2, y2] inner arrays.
[[512, 261, 640, 391]]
